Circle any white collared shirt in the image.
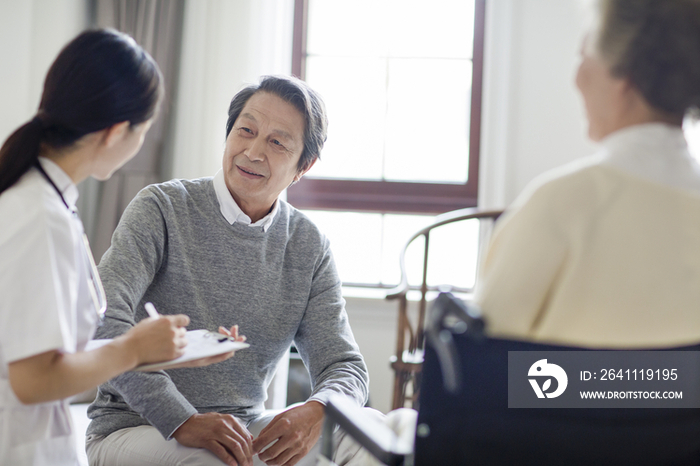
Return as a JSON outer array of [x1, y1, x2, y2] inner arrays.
[[599, 122, 700, 195], [212, 170, 279, 232], [39, 157, 80, 208]]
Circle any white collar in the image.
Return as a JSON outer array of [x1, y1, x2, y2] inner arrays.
[[598, 123, 700, 194], [213, 170, 278, 232], [37, 156, 79, 208]]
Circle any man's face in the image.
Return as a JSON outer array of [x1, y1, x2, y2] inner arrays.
[[222, 91, 310, 221]]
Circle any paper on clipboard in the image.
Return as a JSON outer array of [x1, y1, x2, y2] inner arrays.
[[85, 329, 249, 372]]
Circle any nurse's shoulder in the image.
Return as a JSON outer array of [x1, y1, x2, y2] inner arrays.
[[0, 167, 72, 245]]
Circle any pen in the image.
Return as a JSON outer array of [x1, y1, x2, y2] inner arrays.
[[144, 302, 160, 319]]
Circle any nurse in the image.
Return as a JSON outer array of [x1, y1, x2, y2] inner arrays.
[[0, 29, 195, 465]]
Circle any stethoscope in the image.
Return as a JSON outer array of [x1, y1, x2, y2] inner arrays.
[[35, 161, 106, 324]]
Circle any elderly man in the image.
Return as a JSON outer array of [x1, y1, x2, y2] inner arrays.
[[85, 76, 375, 466]]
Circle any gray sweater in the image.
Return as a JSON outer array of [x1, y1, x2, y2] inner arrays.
[[87, 178, 369, 439]]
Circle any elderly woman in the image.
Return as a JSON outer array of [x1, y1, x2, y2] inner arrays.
[[339, 1, 700, 464], [475, 0, 700, 348]]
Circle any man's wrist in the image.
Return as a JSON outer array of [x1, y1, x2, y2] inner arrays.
[[303, 400, 325, 419], [165, 406, 199, 440], [172, 413, 197, 439]]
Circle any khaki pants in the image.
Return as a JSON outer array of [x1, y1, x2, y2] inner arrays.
[[86, 407, 385, 466]]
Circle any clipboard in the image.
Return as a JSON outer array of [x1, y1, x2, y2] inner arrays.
[[85, 329, 249, 372]]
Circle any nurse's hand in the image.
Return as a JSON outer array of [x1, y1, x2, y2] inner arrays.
[[124, 314, 190, 365], [8, 315, 190, 405]]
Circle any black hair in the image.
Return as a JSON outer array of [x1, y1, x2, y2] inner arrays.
[[225, 75, 328, 172], [0, 28, 163, 195]]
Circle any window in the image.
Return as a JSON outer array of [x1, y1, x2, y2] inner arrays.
[[289, 0, 486, 290], [686, 117, 700, 163]]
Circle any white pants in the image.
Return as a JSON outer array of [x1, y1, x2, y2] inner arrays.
[[85, 408, 385, 466], [318, 408, 418, 466]]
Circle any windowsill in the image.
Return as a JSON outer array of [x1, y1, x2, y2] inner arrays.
[[342, 284, 474, 302], [341, 285, 391, 300]]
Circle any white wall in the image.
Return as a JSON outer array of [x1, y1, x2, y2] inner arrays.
[[479, 0, 597, 209], [0, 0, 87, 143], [345, 296, 399, 414]]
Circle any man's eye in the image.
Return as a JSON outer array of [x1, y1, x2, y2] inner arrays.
[[271, 139, 285, 148], [238, 127, 253, 135]]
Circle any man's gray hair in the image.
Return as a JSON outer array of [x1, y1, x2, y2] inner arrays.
[[225, 75, 328, 172]]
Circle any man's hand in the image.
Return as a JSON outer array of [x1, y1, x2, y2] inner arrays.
[[165, 325, 246, 370], [253, 401, 325, 466], [173, 412, 254, 466], [219, 324, 247, 343]]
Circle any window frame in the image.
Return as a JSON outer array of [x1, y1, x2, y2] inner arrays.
[[288, 0, 486, 215]]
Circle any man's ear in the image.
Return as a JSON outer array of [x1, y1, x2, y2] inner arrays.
[[619, 77, 653, 119], [102, 121, 131, 148], [618, 76, 636, 98], [293, 158, 318, 183]]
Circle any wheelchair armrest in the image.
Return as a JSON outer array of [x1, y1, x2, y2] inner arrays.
[[322, 394, 411, 466]]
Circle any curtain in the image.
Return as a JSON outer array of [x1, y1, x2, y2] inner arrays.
[[167, 0, 295, 181], [85, 0, 185, 260]]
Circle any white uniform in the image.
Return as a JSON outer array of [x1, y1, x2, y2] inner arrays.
[[0, 157, 99, 465]]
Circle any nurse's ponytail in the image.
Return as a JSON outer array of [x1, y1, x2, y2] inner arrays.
[[0, 28, 163, 195], [0, 117, 45, 195]]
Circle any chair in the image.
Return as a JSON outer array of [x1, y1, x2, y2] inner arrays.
[[321, 292, 700, 465], [385, 207, 502, 409]]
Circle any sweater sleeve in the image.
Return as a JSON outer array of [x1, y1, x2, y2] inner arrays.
[[293, 240, 369, 407], [474, 178, 569, 339], [93, 188, 198, 439]]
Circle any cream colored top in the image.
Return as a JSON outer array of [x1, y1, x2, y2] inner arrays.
[[475, 123, 700, 348]]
